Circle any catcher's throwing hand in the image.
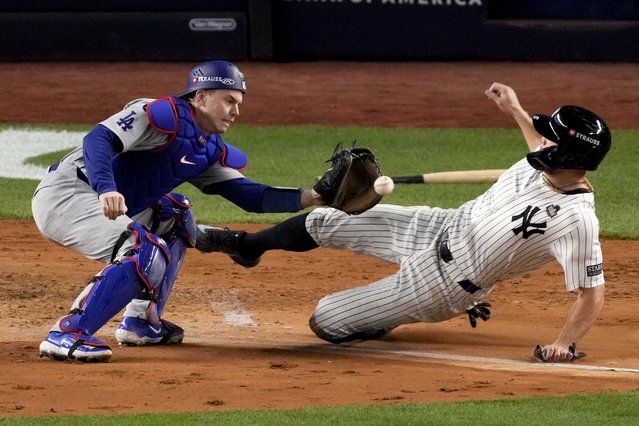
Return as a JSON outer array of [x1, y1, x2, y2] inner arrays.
[[532, 342, 587, 363], [313, 142, 383, 215], [99, 191, 128, 220], [465, 301, 491, 328]]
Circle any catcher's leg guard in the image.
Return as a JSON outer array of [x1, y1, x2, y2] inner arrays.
[[60, 222, 168, 335], [40, 222, 169, 361], [146, 193, 195, 321], [116, 194, 195, 346], [114, 237, 187, 346]]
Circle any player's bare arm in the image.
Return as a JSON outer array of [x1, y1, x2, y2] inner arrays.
[[99, 191, 128, 220], [537, 285, 605, 362], [299, 189, 325, 208], [486, 82, 540, 152]]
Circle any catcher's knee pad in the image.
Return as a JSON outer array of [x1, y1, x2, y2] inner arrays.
[[144, 236, 189, 323], [124, 222, 171, 290], [61, 222, 170, 335], [152, 193, 196, 247]]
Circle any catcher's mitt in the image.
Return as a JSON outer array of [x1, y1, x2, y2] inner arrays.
[[313, 143, 383, 215]]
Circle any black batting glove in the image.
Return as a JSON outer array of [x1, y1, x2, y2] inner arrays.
[[465, 301, 491, 328]]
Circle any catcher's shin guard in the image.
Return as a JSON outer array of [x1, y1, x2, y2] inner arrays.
[[125, 193, 195, 323], [54, 222, 170, 336], [146, 236, 188, 323]]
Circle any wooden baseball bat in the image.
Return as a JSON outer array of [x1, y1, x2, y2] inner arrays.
[[391, 169, 507, 184]]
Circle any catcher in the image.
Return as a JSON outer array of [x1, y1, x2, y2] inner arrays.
[[32, 60, 327, 362], [197, 82, 610, 363]]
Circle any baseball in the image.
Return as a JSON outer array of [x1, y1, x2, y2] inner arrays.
[[374, 176, 394, 195]]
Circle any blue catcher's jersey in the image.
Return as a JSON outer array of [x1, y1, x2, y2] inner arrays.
[[110, 97, 228, 216]]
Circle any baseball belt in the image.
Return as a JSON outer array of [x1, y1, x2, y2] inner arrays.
[[48, 162, 89, 185], [438, 230, 481, 294]]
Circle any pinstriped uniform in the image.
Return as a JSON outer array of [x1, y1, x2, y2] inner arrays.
[[305, 158, 604, 340]]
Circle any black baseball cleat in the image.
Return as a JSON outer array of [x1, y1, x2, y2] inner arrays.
[[195, 225, 261, 268]]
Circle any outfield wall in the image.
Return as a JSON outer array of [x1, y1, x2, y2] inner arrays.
[[273, 0, 639, 61], [0, 0, 272, 61], [1, 0, 638, 61]]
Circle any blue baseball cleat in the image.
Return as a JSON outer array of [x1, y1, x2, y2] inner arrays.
[[39, 331, 112, 362], [115, 317, 184, 346]]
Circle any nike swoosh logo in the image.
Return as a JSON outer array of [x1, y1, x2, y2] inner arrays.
[[149, 325, 162, 334], [180, 155, 197, 165]]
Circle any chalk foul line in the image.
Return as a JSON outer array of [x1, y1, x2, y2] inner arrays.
[[215, 337, 639, 375]]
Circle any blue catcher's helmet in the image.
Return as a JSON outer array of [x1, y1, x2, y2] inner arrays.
[[179, 60, 246, 99], [527, 105, 611, 171]]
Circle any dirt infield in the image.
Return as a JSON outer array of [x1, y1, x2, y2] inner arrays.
[[1, 62, 639, 417]]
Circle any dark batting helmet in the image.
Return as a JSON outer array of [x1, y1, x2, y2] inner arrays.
[[179, 60, 246, 99], [527, 105, 611, 171]]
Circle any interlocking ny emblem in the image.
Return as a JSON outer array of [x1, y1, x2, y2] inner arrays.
[[512, 205, 547, 239]]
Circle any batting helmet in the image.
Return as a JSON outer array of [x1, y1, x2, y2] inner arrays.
[[527, 105, 611, 171], [178, 60, 246, 99]]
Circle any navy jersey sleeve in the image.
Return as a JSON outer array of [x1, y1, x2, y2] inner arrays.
[[201, 178, 303, 213], [82, 125, 123, 195]]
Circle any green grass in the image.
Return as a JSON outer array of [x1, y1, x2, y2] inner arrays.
[[4, 391, 639, 425], [4, 125, 638, 238], [0, 178, 38, 219]]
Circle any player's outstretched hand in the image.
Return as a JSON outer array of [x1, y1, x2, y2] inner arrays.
[[484, 82, 522, 114], [532, 342, 587, 363], [465, 301, 491, 328], [99, 191, 128, 220]]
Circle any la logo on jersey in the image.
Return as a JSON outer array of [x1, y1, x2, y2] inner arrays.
[[512, 205, 547, 239], [117, 111, 137, 131]]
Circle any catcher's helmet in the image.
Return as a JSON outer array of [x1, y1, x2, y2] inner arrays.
[[179, 60, 246, 99], [527, 105, 611, 171]]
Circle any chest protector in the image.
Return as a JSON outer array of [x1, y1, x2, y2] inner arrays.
[[111, 97, 246, 217]]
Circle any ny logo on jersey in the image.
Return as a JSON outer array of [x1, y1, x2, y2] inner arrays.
[[116, 111, 137, 131], [512, 205, 547, 239]]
